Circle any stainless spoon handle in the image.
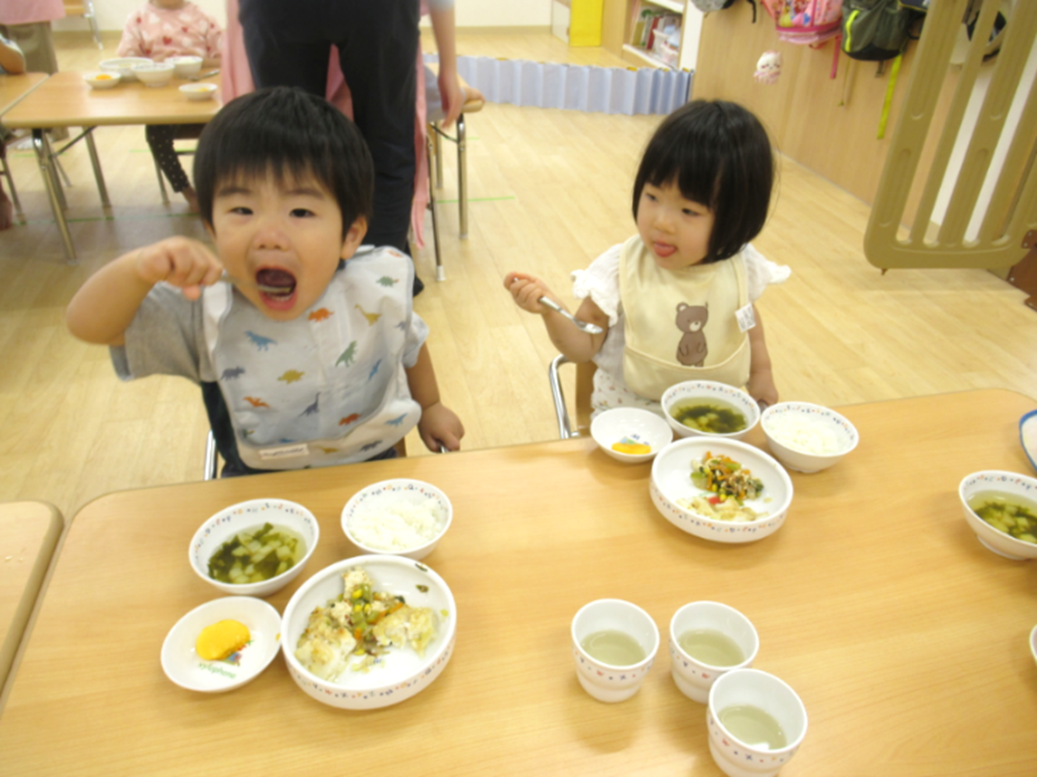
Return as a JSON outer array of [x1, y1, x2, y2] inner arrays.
[[218, 273, 282, 294], [538, 296, 604, 335]]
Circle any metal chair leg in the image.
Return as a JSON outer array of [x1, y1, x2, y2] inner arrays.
[[1, 153, 24, 218], [42, 133, 67, 211], [84, 129, 110, 207], [457, 112, 468, 239], [34, 130, 77, 263], [84, 0, 104, 49], [204, 430, 219, 481], [426, 132, 444, 282], [433, 121, 444, 188], [154, 157, 170, 204]]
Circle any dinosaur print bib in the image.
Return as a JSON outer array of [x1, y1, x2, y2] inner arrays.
[[619, 235, 751, 401], [202, 247, 421, 469]]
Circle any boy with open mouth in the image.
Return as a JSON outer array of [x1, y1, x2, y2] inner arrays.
[[67, 87, 464, 475]]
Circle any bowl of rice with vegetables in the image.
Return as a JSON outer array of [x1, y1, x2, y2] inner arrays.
[[342, 479, 452, 560], [761, 402, 859, 473], [650, 437, 793, 543]]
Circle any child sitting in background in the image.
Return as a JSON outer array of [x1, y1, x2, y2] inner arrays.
[[67, 87, 464, 477], [117, 0, 222, 212], [0, 33, 26, 231], [505, 99, 789, 417]]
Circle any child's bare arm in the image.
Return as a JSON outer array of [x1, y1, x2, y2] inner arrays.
[[66, 237, 223, 346], [0, 40, 26, 74], [746, 305, 778, 409], [406, 344, 465, 452], [503, 272, 607, 363]]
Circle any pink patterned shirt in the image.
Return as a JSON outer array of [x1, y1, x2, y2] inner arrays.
[[116, 3, 222, 63]]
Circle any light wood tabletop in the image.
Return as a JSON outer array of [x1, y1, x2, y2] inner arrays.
[[0, 501, 63, 703], [1, 390, 1036, 775], [1, 70, 221, 129], [0, 72, 48, 117]]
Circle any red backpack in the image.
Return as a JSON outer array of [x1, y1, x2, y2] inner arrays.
[[762, 0, 844, 45]]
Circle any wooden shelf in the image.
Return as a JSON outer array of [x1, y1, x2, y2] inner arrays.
[[644, 0, 684, 13], [622, 43, 674, 69]]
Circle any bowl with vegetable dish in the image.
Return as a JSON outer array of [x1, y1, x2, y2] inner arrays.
[[661, 381, 760, 441], [189, 498, 320, 597], [281, 555, 457, 709], [959, 471, 1037, 560], [650, 437, 793, 543], [761, 402, 859, 473]]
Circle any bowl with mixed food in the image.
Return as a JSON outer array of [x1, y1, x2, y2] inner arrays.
[[189, 498, 320, 597], [590, 407, 673, 463], [959, 470, 1037, 560], [761, 402, 859, 473], [98, 56, 152, 80], [342, 479, 451, 560], [661, 381, 760, 441], [650, 437, 793, 543], [280, 555, 457, 709]]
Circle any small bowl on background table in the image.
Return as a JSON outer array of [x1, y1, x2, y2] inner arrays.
[[179, 82, 217, 101], [167, 55, 203, 78], [132, 61, 175, 87], [661, 381, 760, 441], [760, 401, 859, 473], [99, 56, 151, 80], [590, 407, 672, 463], [83, 71, 120, 89], [189, 498, 320, 597]]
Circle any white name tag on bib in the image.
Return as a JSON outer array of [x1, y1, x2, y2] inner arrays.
[[257, 443, 310, 461], [735, 303, 756, 333]]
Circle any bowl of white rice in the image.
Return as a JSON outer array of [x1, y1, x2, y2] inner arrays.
[[760, 402, 859, 473], [341, 479, 452, 560]]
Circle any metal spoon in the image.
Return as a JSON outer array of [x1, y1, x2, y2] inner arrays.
[[188, 69, 220, 81], [538, 296, 604, 335], [219, 273, 284, 294]]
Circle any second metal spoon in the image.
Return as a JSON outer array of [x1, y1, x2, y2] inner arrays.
[[538, 296, 604, 335]]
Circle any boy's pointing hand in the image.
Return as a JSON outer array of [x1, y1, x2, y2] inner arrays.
[[134, 236, 224, 300]]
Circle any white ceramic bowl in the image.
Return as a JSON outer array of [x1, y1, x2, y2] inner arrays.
[[650, 437, 793, 543], [99, 57, 152, 81], [661, 381, 760, 441], [281, 555, 457, 709], [161, 596, 281, 692], [132, 61, 175, 87], [760, 402, 859, 473], [342, 479, 451, 561], [958, 471, 1037, 561], [179, 82, 217, 101], [590, 407, 673, 463], [167, 55, 203, 77], [83, 71, 120, 89], [189, 498, 320, 596]]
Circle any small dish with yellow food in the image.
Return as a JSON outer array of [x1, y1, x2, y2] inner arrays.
[[590, 407, 672, 464]]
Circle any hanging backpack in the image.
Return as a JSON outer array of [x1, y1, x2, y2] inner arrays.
[[762, 0, 844, 45], [841, 0, 915, 61]]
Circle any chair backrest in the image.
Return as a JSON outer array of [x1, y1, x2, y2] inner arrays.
[[864, 0, 1037, 271], [549, 356, 596, 438]]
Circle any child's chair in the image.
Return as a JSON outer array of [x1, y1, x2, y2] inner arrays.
[[1, 140, 24, 224], [61, 0, 103, 50], [548, 355, 596, 439]]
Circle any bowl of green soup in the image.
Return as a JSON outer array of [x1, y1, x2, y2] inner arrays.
[[959, 471, 1037, 561], [661, 381, 760, 441], [190, 499, 320, 596]]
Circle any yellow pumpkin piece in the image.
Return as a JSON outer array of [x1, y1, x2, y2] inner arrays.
[[195, 619, 251, 661], [612, 441, 651, 455]]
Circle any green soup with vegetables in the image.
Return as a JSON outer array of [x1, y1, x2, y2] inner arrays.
[[208, 522, 307, 583], [967, 491, 1037, 544], [670, 399, 747, 434]]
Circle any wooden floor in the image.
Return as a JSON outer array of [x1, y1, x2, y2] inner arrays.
[[2, 31, 1035, 520]]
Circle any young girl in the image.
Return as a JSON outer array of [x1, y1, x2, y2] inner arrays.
[[116, 0, 222, 212], [505, 99, 789, 417]]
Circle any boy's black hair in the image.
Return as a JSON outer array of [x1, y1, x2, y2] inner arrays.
[[632, 99, 775, 263], [194, 86, 374, 238]]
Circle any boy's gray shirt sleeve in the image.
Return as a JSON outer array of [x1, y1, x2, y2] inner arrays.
[[109, 283, 216, 383]]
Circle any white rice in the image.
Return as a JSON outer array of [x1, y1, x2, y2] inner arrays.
[[349, 501, 445, 551], [765, 414, 844, 455]]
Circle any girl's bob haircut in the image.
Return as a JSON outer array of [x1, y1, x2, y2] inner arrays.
[[633, 99, 775, 263], [193, 86, 374, 238]]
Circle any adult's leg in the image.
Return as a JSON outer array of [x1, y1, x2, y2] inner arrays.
[[332, 1, 419, 257], [237, 0, 331, 95]]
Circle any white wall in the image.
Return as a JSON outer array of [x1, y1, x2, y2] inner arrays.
[[53, 0, 551, 33]]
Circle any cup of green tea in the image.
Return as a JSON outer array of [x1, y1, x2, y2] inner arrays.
[[571, 599, 659, 703], [670, 601, 759, 703], [707, 669, 808, 777]]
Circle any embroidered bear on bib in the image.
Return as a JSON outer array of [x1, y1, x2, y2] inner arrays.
[[676, 302, 709, 367]]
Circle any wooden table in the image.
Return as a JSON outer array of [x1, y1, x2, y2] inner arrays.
[[0, 502, 63, 708], [1, 70, 221, 262], [2, 390, 1036, 776]]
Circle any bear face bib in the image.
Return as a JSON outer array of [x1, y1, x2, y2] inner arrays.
[[619, 235, 751, 401], [201, 247, 421, 469]]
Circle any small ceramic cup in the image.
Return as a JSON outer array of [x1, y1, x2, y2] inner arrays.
[[571, 599, 659, 703], [670, 601, 759, 702], [707, 669, 808, 777]]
